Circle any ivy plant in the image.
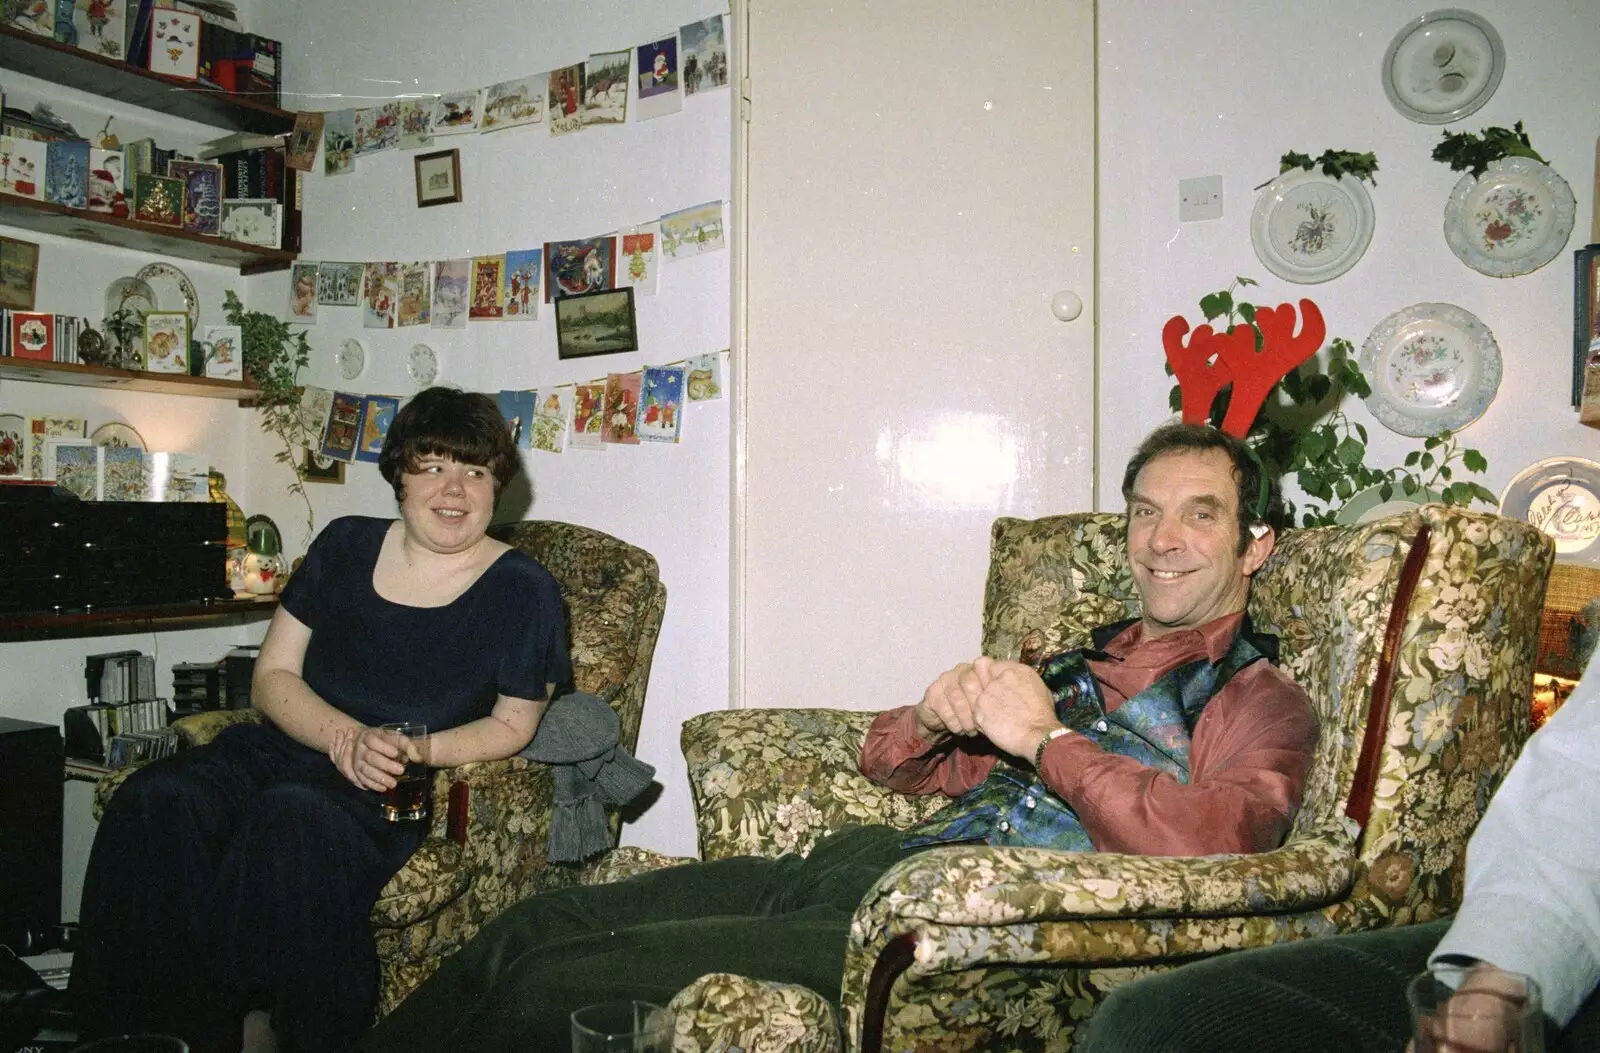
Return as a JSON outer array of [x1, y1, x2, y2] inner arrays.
[[1254, 149, 1380, 190], [222, 290, 314, 543], [1168, 277, 1495, 527], [1432, 121, 1545, 179]]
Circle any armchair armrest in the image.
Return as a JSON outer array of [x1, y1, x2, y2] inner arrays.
[[91, 709, 263, 820], [682, 708, 950, 860]]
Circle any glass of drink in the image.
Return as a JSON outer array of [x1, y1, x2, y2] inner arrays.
[[377, 722, 430, 822], [1408, 962, 1545, 1053], [571, 1000, 672, 1053]]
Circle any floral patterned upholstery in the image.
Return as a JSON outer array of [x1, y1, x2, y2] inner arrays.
[[93, 520, 666, 1021], [665, 506, 1551, 1052]]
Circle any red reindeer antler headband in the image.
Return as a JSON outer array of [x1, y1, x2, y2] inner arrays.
[[1161, 298, 1326, 438]]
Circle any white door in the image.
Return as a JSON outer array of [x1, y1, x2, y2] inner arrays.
[[734, 0, 1097, 710]]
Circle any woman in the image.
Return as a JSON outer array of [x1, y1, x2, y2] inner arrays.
[[71, 388, 571, 1053]]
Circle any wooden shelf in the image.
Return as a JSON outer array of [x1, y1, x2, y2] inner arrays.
[[0, 25, 295, 135], [0, 195, 295, 273], [0, 595, 278, 642], [0, 356, 259, 400]]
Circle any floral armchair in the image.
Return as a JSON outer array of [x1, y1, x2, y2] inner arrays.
[[640, 506, 1550, 1053], [93, 519, 666, 1020]]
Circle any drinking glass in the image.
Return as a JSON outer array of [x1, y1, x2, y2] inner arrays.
[[571, 1000, 672, 1053], [1408, 962, 1544, 1053], [377, 721, 430, 822]]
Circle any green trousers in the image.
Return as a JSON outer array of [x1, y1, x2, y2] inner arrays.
[[356, 824, 916, 1052], [1082, 919, 1600, 1053]]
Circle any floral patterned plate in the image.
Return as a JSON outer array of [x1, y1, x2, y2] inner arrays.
[[1443, 157, 1575, 278], [1250, 169, 1375, 285], [1359, 302, 1502, 437]]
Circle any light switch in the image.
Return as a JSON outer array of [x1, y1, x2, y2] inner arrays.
[[1178, 175, 1224, 222]]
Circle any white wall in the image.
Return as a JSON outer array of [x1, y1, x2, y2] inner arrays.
[[1098, 0, 1600, 510], [246, 0, 731, 856]]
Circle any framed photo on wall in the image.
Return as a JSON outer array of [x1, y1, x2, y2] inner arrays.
[[414, 148, 461, 207], [1573, 244, 1600, 407], [0, 236, 39, 310], [555, 287, 637, 360]]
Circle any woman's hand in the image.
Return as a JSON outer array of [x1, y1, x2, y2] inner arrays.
[[328, 726, 409, 791]]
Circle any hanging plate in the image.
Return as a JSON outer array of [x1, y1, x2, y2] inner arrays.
[[1359, 302, 1502, 437], [1500, 457, 1600, 561], [1443, 157, 1575, 278], [1250, 169, 1375, 284], [1381, 9, 1505, 124]]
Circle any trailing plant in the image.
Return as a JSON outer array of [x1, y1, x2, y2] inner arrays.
[[1254, 148, 1379, 190], [1168, 277, 1495, 527], [222, 289, 314, 543], [1432, 121, 1545, 178]]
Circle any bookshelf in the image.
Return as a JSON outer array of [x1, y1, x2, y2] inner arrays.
[[0, 24, 296, 135], [0, 194, 297, 274], [0, 595, 277, 642], [0, 356, 258, 400]]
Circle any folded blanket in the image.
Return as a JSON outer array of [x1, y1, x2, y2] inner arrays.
[[518, 690, 656, 863]]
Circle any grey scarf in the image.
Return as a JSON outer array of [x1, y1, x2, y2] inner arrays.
[[517, 691, 656, 863]]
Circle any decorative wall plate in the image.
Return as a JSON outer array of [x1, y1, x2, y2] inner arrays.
[[1500, 457, 1600, 561], [1250, 169, 1375, 284], [134, 262, 199, 328], [1381, 9, 1504, 125], [90, 422, 148, 451], [1359, 302, 1502, 437], [336, 338, 366, 380], [1334, 484, 1449, 526], [103, 276, 156, 321], [1443, 157, 1575, 278], [408, 344, 438, 387]]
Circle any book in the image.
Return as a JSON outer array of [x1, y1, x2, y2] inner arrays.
[[199, 130, 286, 162]]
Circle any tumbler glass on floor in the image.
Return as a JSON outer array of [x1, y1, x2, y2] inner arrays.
[[1409, 962, 1544, 1053], [378, 722, 430, 822], [571, 1000, 672, 1053]]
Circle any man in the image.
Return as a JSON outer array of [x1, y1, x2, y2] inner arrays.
[[356, 422, 1318, 1052], [1080, 657, 1600, 1053]]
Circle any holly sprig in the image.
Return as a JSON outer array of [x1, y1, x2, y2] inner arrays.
[[1432, 121, 1546, 179], [1254, 149, 1380, 190]]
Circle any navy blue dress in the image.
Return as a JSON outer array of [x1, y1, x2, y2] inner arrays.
[[72, 516, 571, 1053]]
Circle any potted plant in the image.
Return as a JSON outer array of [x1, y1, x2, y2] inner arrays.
[[221, 289, 314, 541]]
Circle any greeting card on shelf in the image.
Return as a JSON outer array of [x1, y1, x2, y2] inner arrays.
[[72, 0, 128, 60], [101, 445, 149, 501], [169, 160, 223, 236], [44, 140, 90, 209], [147, 6, 201, 79], [10, 311, 54, 361], [27, 417, 86, 479], [0, 137, 47, 200], [142, 312, 190, 374], [202, 324, 243, 380]]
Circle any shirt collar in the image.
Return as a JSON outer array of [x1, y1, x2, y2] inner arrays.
[[1102, 610, 1245, 668]]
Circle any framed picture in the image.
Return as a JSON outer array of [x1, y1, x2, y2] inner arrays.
[[301, 447, 345, 484], [555, 287, 638, 360], [0, 236, 39, 310], [1574, 245, 1600, 408], [413, 148, 461, 208], [142, 311, 191, 374]]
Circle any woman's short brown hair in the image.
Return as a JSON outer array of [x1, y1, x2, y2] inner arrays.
[[377, 387, 520, 501]]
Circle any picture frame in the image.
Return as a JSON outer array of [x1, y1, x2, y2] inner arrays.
[[142, 311, 191, 374], [555, 287, 638, 360], [0, 236, 39, 310], [1574, 244, 1600, 408], [413, 148, 462, 208], [301, 447, 345, 484]]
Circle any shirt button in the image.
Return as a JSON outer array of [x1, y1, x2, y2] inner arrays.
[[1025, 797, 1037, 809], [1095, 719, 1109, 732], [998, 820, 1010, 832]]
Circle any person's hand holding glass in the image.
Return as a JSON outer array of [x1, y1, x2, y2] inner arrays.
[[329, 721, 432, 821], [1408, 962, 1545, 1053]]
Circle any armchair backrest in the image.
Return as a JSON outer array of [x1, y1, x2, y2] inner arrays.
[[491, 520, 667, 754], [980, 506, 1551, 920]]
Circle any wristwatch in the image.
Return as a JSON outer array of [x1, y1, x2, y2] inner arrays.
[[1034, 726, 1071, 770]]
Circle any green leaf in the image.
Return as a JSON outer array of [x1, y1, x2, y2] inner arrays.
[[1424, 435, 1441, 450], [1402, 477, 1419, 495], [1169, 385, 1183, 412], [1301, 431, 1327, 459], [1236, 276, 1258, 288], [1355, 423, 1368, 444], [1472, 484, 1498, 506], [1335, 476, 1354, 500], [1439, 466, 1453, 481], [1200, 292, 1228, 320], [1336, 437, 1364, 466], [1404, 450, 1420, 467], [1379, 482, 1394, 502], [1237, 302, 1256, 324], [1307, 375, 1332, 401], [1420, 453, 1435, 470], [1463, 449, 1488, 473]]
